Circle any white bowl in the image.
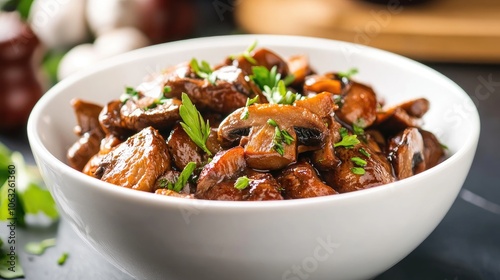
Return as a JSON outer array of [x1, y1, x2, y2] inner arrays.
[[27, 35, 480, 280]]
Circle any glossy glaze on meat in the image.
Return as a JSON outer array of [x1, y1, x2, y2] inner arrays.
[[67, 46, 446, 200]]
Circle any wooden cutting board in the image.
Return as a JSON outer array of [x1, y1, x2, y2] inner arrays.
[[235, 0, 500, 63]]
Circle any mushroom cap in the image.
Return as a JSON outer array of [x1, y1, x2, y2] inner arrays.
[[218, 103, 327, 143]]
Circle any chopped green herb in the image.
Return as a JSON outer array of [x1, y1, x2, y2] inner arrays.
[[351, 167, 366, 175], [282, 74, 296, 87], [190, 58, 217, 84], [170, 162, 197, 193], [241, 95, 259, 120], [339, 127, 348, 138], [250, 66, 299, 105], [351, 157, 367, 167], [281, 130, 294, 145], [229, 40, 258, 64], [263, 80, 301, 105], [353, 119, 365, 136], [337, 68, 359, 79], [334, 133, 360, 148], [179, 93, 212, 156], [234, 176, 252, 190], [359, 148, 371, 158], [267, 119, 294, 156], [163, 85, 172, 94], [440, 143, 449, 150], [57, 252, 69, 265], [120, 86, 140, 103], [25, 238, 56, 255], [267, 118, 278, 127]]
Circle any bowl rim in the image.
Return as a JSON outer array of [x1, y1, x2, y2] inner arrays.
[[27, 34, 481, 209]]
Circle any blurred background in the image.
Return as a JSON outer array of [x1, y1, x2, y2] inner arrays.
[[0, 0, 499, 279]]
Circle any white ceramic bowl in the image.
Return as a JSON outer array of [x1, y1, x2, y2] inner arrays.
[[27, 35, 480, 280]]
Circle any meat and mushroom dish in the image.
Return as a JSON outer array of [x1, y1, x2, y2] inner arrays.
[[67, 43, 446, 201]]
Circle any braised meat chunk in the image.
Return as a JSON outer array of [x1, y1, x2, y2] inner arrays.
[[95, 127, 171, 192]]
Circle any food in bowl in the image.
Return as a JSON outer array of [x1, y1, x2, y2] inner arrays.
[[66, 43, 445, 201]]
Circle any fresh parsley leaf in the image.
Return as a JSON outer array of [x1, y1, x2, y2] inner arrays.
[[339, 127, 348, 138], [334, 134, 360, 148], [234, 176, 252, 190], [281, 130, 294, 145], [351, 167, 366, 175], [267, 119, 278, 127], [359, 148, 371, 158], [267, 119, 294, 156], [57, 252, 69, 265], [0, 151, 58, 227], [353, 119, 365, 136], [351, 157, 367, 167], [120, 86, 140, 103], [229, 40, 258, 65], [179, 93, 212, 156], [171, 162, 197, 193], [25, 238, 56, 255], [338, 68, 359, 79], [190, 58, 217, 84], [251, 66, 280, 90], [241, 95, 259, 120], [263, 80, 301, 105], [163, 86, 172, 94]]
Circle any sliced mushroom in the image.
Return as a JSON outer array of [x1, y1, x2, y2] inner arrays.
[[303, 74, 343, 96], [218, 104, 327, 170], [276, 160, 338, 199], [324, 141, 395, 193], [120, 97, 182, 131], [336, 82, 378, 128], [388, 127, 426, 180], [231, 48, 290, 77], [398, 98, 430, 118], [286, 54, 312, 88], [95, 126, 172, 192], [295, 92, 341, 169], [67, 99, 105, 171], [419, 129, 446, 169], [195, 146, 246, 198], [165, 65, 253, 114], [375, 99, 429, 136]]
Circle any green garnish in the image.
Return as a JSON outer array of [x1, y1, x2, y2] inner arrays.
[[440, 143, 449, 150], [190, 58, 217, 84], [267, 119, 278, 127], [351, 167, 366, 175], [179, 93, 212, 156], [250, 66, 298, 104], [359, 148, 371, 158], [163, 85, 172, 94], [143, 95, 169, 110], [334, 132, 360, 148], [241, 95, 259, 120], [267, 119, 294, 156], [170, 162, 197, 193], [120, 86, 140, 103], [351, 157, 367, 167], [339, 127, 348, 138], [337, 68, 359, 79], [281, 130, 294, 145], [229, 40, 258, 64], [57, 252, 69, 265], [25, 238, 56, 255], [353, 119, 365, 136], [234, 176, 253, 190]]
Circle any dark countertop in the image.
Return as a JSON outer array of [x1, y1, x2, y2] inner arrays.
[[1, 2, 500, 279]]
